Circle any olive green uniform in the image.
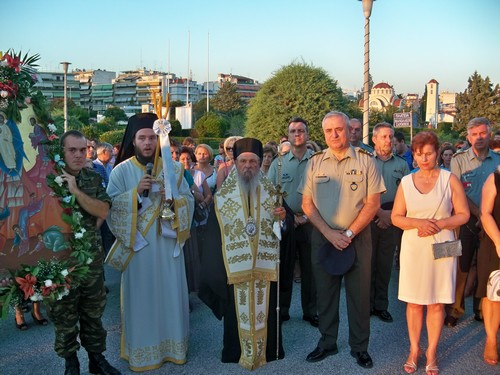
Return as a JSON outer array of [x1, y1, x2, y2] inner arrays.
[[301, 146, 385, 352], [268, 148, 317, 319], [45, 168, 111, 358], [370, 153, 409, 311], [447, 148, 500, 320]]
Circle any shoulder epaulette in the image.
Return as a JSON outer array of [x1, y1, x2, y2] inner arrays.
[[393, 153, 406, 160], [311, 150, 325, 157], [357, 148, 374, 157], [452, 149, 467, 158]]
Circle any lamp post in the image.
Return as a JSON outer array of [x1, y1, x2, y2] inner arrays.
[[60, 61, 71, 132], [359, 0, 374, 145]]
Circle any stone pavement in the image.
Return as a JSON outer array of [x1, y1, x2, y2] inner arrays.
[[0, 265, 497, 374]]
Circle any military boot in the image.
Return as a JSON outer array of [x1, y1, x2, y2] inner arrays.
[[88, 352, 121, 375], [64, 352, 80, 375]]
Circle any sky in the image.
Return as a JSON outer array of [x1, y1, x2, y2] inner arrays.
[[2, 0, 499, 96]]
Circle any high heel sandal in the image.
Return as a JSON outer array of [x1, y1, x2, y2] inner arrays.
[[484, 340, 499, 366], [31, 311, 48, 326], [14, 316, 28, 330], [403, 348, 422, 374], [425, 361, 439, 375]]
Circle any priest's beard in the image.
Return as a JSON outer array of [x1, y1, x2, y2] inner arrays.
[[237, 172, 259, 204]]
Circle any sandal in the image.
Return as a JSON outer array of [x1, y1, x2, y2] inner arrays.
[[484, 340, 499, 366], [403, 348, 422, 374], [425, 361, 439, 375]]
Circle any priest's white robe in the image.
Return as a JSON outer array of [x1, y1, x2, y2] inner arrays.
[[107, 157, 193, 371]]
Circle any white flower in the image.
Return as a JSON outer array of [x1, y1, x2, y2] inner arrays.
[[86, 257, 93, 265], [58, 160, 66, 167], [30, 293, 43, 302], [61, 269, 69, 277], [54, 176, 64, 187], [63, 195, 72, 204], [74, 212, 83, 220], [48, 123, 57, 133], [44, 279, 53, 287], [54, 154, 61, 162], [75, 232, 83, 239], [80, 228, 86, 234], [0, 90, 8, 98], [57, 288, 70, 300]]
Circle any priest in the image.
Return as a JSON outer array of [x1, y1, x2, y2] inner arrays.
[[106, 113, 194, 372], [199, 138, 294, 370]]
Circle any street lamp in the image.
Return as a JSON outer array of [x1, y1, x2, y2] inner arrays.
[[359, 0, 374, 145], [60, 61, 71, 132]]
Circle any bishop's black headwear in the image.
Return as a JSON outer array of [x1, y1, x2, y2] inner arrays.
[[233, 138, 263, 160], [114, 113, 158, 166]]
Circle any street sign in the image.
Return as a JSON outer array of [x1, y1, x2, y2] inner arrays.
[[393, 112, 412, 128]]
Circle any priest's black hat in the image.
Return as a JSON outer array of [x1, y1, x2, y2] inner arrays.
[[233, 138, 263, 159], [115, 113, 158, 166], [318, 241, 355, 275]]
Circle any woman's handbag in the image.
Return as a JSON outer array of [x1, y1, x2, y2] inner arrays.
[[429, 174, 462, 259], [487, 270, 500, 302], [432, 240, 462, 259]]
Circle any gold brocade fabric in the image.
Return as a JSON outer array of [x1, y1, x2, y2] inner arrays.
[[106, 158, 188, 272], [215, 168, 280, 370]]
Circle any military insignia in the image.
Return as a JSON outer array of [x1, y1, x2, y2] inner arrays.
[[350, 182, 358, 191], [357, 148, 374, 157]]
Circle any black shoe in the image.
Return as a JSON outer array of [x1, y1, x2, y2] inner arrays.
[[14, 317, 28, 331], [474, 312, 483, 322], [444, 315, 457, 327], [65, 353, 80, 375], [88, 352, 121, 375], [350, 351, 373, 368], [306, 346, 338, 363], [372, 309, 393, 323], [281, 313, 290, 321], [303, 315, 319, 327], [105, 286, 109, 294], [31, 311, 48, 325]]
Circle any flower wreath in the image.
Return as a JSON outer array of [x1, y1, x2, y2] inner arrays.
[[0, 51, 92, 318]]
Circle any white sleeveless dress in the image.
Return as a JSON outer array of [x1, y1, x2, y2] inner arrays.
[[398, 169, 457, 305]]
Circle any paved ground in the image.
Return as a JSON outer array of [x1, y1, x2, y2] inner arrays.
[[0, 264, 498, 374]]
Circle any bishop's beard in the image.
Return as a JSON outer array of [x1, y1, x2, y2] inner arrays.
[[237, 171, 259, 203]]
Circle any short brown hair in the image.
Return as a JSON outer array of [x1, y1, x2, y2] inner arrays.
[[411, 131, 439, 153]]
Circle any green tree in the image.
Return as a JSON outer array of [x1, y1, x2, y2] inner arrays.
[[99, 129, 125, 145], [211, 82, 245, 114], [246, 62, 348, 142], [454, 71, 500, 135], [193, 98, 208, 121], [195, 112, 229, 138], [103, 106, 128, 122], [420, 85, 427, 126]]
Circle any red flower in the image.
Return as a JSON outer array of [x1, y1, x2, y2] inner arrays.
[[41, 286, 53, 296], [63, 208, 73, 215], [15, 274, 37, 299], [4, 54, 21, 73], [48, 134, 59, 141]]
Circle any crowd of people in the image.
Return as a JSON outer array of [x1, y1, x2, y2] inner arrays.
[[13, 112, 500, 375]]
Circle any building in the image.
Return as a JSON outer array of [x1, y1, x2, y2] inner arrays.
[[362, 82, 405, 111], [425, 79, 440, 126], [438, 91, 456, 123], [33, 71, 80, 104], [217, 73, 261, 101], [74, 69, 116, 112], [169, 77, 202, 103]]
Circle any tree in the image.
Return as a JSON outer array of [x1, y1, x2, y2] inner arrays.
[[195, 112, 229, 138], [211, 81, 245, 114], [246, 62, 348, 142], [420, 85, 427, 127], [103, 106, 128, 122], [454, 71, 500, 135]]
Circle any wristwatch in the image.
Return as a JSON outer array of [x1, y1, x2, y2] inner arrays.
[[302, 214, 308, 222], [344, 229, 354, 238]]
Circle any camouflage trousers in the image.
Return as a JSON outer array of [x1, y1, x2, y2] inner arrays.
[[45, 254, 107, 358]]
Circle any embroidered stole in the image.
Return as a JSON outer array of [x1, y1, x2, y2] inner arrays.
[[215, 168, 279, 370], [106, 158, 187, 272]]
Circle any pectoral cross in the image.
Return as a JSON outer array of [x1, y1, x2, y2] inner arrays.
[[270, 183, 287, 209]]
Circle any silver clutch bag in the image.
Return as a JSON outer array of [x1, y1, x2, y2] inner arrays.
[[432, 240, 462, 259]]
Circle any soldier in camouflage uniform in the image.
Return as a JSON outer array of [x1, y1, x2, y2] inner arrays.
[[45, 130, 120, 375]]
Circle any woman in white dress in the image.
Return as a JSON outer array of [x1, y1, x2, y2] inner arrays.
[[392, 131, 469, 375]]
